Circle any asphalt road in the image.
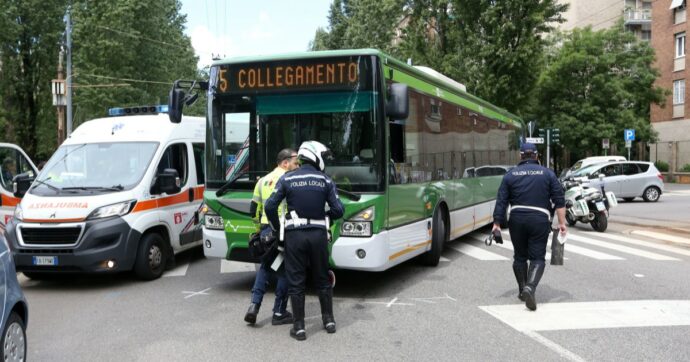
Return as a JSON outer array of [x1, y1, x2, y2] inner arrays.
[[19, 190, 690, 361]]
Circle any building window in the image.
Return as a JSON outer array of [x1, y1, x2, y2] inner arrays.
[[673, 79, 685, 105], [676, 33, 686, 58], [641, 30, 651, 41]]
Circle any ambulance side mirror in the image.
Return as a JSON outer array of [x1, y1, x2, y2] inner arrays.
[[154, 168, 181, 195], [12, 172, 35, 198]]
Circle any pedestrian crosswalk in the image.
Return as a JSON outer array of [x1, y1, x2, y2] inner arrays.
[[160, 228, 690, 277], [450, 228, 690, 263]]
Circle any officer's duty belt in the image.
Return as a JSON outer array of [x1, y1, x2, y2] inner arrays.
[[285, 218, 327, 227]]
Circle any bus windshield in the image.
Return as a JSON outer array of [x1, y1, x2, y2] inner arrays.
[[205, 92, 382, 192], [31, 142, 158, 195]]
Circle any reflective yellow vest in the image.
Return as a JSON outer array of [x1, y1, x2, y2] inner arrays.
[[251, 167, 286, 225]]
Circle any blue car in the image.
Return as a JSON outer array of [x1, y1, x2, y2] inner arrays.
[[0, 233, 28, 361]]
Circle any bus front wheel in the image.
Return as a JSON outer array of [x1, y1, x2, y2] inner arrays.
[[420, 211, 445, 266]]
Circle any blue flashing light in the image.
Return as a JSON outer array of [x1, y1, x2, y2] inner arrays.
[[107, 104, 169, 117]]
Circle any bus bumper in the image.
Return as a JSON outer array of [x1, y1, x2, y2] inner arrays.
[[331, 231, 392, 271], [202, 227, 228, 259]]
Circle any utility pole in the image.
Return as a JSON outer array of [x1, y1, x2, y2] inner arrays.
[[546, 129, 551, 170], [65, 7, 73, 136], [52, 51, 67, 145]]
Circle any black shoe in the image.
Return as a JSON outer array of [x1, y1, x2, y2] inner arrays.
[[290, 320, 306, 341], [272, 311, 294, 325], [244, 303, 260, 324], [523, 286, 537, 311], [323, 316, 336, 334]]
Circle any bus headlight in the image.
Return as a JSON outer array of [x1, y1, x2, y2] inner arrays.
[[341, 206, 374, 237], [204, 210, 224, 230], [341, 221, 372, 237]]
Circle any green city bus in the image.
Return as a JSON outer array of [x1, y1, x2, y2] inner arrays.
[[192, 49, 523, 271]]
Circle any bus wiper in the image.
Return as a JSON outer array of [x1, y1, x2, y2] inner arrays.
[[31, 177, 61, 193], [337, 188, 361, 202], [216, 172, 248, 197]]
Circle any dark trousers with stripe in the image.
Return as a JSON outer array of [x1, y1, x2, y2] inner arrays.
[[284, 227, 330, 296], [508, 212, 551, 265]]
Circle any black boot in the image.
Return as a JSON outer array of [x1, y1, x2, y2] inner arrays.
[[244, 303, 260, 324], [512, 263, 528, 301], [318, 288, 336, 334], [522, 262, 545, 311], [289, 295, 306, 341]]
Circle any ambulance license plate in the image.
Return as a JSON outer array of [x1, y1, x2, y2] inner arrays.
[[32, 256, 57, 266], [595, 202, 605, 211]]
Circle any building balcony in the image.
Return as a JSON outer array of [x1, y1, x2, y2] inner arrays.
[[624, 10, 652, 26]]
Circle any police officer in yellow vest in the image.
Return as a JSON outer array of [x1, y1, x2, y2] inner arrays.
[[244, 148, 300, 325]]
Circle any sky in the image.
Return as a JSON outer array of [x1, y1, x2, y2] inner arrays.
[[180, 0, 332, 68]]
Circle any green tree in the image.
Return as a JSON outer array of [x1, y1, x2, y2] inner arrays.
[[71, 0, 199, 126], [310, 0, 404, 52], [0, 0, 67, 159], [534, 24, 666, 159], [400, 0, 567, 116]]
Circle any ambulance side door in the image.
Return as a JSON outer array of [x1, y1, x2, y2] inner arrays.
[[0, 145, 37, 232], [177, 142, 205, 246]]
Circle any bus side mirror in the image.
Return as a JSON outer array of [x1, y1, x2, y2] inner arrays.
[[168, 88, 185, 124], [13, 172, 35, 198], [386, 83, 409, 120]]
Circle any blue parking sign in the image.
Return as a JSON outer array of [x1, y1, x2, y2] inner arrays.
[[624, 129, 635, 141]]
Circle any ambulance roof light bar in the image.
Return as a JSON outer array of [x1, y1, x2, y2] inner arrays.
[[108, 105, 169, 117]]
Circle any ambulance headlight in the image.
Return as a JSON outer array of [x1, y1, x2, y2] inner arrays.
[[204, 210, 224, 230], [88, 200, 136, 220], [13, 204, 23, 221]]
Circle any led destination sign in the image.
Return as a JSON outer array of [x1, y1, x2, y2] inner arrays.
[[215, 56, 371, 94]]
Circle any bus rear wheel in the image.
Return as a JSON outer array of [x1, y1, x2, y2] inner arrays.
[[420, 211, 445, 266]]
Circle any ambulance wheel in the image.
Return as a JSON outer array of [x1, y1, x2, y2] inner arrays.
[[134, 233, 167, 280], [566, 212, 577, 227], [1, 312, 26, 362], [420, 211, 445, 266]]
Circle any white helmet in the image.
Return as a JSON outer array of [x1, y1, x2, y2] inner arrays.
[[297, 141, 332, 171]]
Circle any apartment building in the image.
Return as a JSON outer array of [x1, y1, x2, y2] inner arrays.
[[650, 0, 690, 172], [559, 0, 652, 39]]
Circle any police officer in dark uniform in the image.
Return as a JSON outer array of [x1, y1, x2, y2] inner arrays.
[[265, 140, 344, 341], [492, 143, 567, 311]]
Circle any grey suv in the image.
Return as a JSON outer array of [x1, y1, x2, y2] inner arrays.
[[570, 161, 664, 202]]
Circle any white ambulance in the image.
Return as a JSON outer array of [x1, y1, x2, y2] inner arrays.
[[0, 143, 38, 233], [5, 105, 206, 280]]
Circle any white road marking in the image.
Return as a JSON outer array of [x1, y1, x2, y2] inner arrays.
[[162, 262, 190, 277], [480, 300, 690, 331], [590, 232, 690, 257], [469, 233, 558, 260], [364, 297, 414, 307], [521, 330, 587, 362], [440, 256, 450, 262], [450, 243, 509, 260], [632, 230, 690, 245], [634, 274, 645, 278], [220, 260, 257, 274], [182, 287, 212, 299], [568, 234, 679, 261]]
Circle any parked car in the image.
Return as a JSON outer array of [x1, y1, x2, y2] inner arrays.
[[560, 156, 626, 180], [570, 161, 664, 202], [0, 233, 28, 360]]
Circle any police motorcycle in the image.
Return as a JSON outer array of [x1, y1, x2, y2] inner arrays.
[[561, 174, 617, 232]]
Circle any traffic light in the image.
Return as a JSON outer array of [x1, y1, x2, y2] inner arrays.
[[538, 128, 545, 139], [551, 128, 560, 144]]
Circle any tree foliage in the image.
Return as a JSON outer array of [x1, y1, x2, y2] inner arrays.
[[0, 0, 199, 160], [310, 0, 405, 53], [71, 0, 199, 127], [0, 0, 67, 159], [533, 24, 666, 158]]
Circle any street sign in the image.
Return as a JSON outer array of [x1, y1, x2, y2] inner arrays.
[[602, 138, 610, 149], [624, 129, 635, 141], [625, 140, 632, 148], [528, 121, 536, 137], [526, 137, 544, 144]]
